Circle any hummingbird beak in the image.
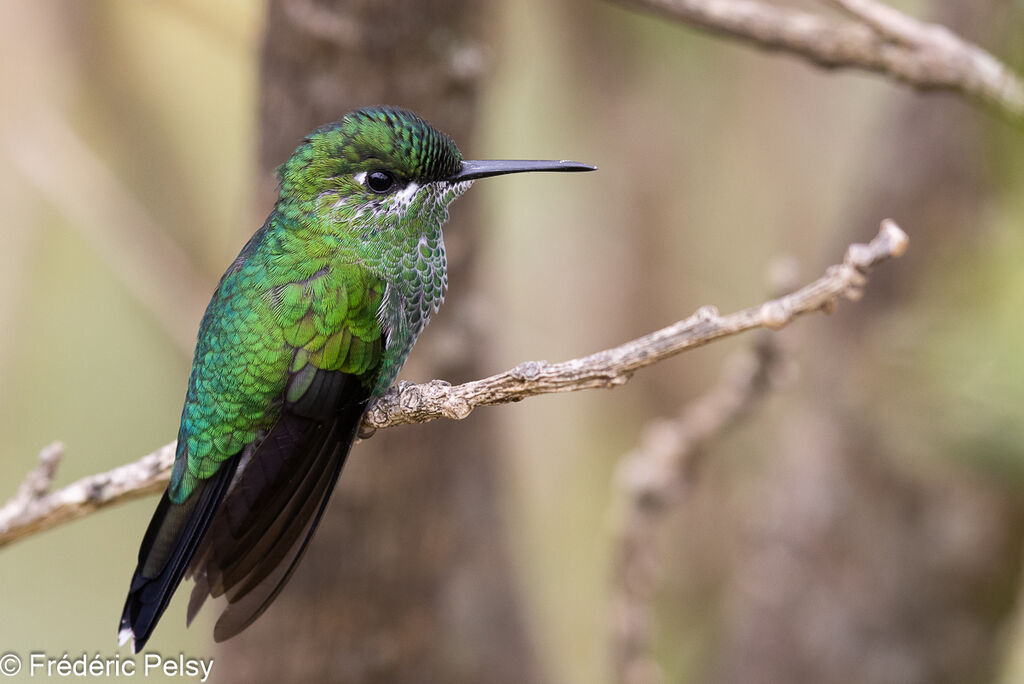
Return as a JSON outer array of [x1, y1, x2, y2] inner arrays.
[[447, 159, 596, 182]]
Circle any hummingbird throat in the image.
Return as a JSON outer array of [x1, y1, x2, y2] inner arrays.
[[341, 176, 472, 394]]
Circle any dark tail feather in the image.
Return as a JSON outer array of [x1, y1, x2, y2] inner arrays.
[[186, 372, 368, 641], [118, 455, 239, 653], [217, 422, 349, 640]]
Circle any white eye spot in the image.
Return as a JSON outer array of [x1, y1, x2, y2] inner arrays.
[[395, 181, 420, 204], [354, 171, 367, 185]]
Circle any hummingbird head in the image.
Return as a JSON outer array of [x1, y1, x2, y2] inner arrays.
[[277, 106, 594, 238]]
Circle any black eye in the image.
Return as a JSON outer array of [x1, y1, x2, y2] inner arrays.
[[366, 170, 395, 194]]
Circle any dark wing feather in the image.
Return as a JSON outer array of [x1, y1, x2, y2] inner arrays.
[[185, 367, 369, 640], [118, 452, 240, 653]]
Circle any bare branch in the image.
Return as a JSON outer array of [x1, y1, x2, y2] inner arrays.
[[9, 442, 64, 510], [610, 334, 782, 684], [827, 0, 942, 45], [0, 443, 174, 549], [362, 219, 907, 428], [0, 221, 908, 550], [607, 251, 804, 684], [612, 0, 1024, 121]]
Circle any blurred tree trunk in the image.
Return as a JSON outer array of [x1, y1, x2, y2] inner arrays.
[[216, 2, 542, 682], [709, 2, 1024, 684]]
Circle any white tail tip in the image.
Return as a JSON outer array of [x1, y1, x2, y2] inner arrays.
[[118, 626, 137, 653]]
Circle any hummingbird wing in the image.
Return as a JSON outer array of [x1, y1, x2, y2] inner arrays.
[[119, 238, 386, 650], [185, 366, 369, 641]]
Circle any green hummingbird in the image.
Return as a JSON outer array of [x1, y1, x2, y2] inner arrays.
[[117, 106, 594, 651]]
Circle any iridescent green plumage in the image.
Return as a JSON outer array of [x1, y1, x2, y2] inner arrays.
[[118, 106, 594, 652]]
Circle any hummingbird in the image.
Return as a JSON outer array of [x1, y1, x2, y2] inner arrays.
[[117, 106, 594, 652]]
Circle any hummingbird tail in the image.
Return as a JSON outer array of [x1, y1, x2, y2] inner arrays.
[[118, 455, 240, 653], [186, 372, 370, 641]]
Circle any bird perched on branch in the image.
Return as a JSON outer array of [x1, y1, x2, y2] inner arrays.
[[117, 106, 594, 651]]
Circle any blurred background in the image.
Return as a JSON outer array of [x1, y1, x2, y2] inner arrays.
[[1, 0, 1023, 682]]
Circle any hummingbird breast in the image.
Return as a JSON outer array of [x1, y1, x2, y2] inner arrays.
[[371, 228, 448, 394]]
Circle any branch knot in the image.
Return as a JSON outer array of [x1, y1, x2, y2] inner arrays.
[[511, 360, 547, 381]]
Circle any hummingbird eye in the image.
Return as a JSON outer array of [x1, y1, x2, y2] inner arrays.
[[365, 170, 396, 194]]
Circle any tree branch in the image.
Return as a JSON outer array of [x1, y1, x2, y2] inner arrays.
[[610, 332, 783, 684], [0, 220, 908, 551], [0, 442, 173, 549], [362, 219, 907, 428], [612, 0, 1024, 122], [607, 250, 805, 684]]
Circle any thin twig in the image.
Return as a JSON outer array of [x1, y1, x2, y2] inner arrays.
[[362, 219, 907, 428], [612, 0, 1024, 122], [609, 334, 782, 684], [0, 444, 174, 548], [0, 221, 908, 550], [827, 0, 941, 45], [607, 253, 803, 684], [10, 442, 64, 509]]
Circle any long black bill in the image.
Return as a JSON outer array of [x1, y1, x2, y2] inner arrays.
[[448, 159, 596, 182]]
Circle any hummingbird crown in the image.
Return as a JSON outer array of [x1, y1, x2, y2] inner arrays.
[[278, 106, 464, 205]]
